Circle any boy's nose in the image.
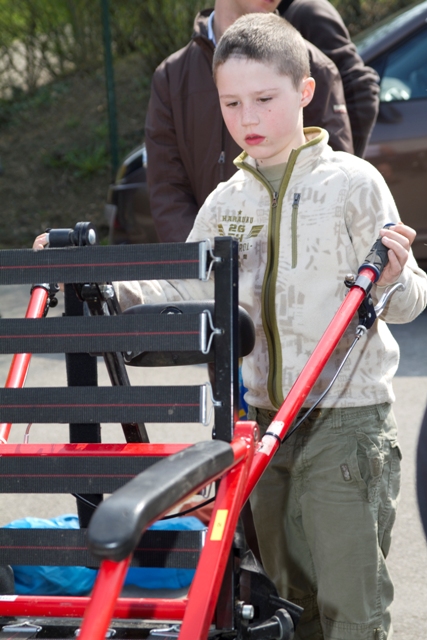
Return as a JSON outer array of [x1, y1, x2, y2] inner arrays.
[[241, 104, 259, 125]]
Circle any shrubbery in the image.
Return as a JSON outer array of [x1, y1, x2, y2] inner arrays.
[[0, 0, 416, 98]]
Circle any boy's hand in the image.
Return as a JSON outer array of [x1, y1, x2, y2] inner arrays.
[[376, 222, 416, 287], [33, 233, 49, 250]]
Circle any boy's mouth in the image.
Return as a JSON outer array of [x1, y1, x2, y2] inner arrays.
[[245, 134, 265, 146]]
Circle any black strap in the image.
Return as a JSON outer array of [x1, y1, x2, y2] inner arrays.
[[0, 385, 204, 424], [0, 242, 202, 285], [0, 314, 202, 355], [0, 529, 204, 569], [0, 454, 163, 494]]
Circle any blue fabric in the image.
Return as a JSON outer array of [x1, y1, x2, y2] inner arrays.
[[4, 514, 205, 595], [239, 365, 249, 420], [4, 515, 96, 595], [125, 517, 205, 590]]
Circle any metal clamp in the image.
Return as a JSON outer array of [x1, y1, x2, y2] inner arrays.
[[199, 239, 222, 282], [2, 620, 42, 636], [150, 625, 181, 638], [200, 309, 223, 355], [75, 627, 116, 638], [200, 383, 222, 426]]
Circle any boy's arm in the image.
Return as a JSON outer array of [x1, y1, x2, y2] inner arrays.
[[115, 199, 217, 310], [144, 65, 199, 243], [345, 167, 427, 323]]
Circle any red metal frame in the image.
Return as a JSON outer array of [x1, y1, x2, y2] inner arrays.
[[0, 285, 49, 444], [0, 268, 376, 639]]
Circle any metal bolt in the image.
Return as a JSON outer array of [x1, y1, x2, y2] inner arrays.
[[87, 228, 97, 245], [241, 604, 255, 620], [345, 273, 356, 282], [99, 284, 115, 299]]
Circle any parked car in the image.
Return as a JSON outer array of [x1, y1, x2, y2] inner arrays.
[[355, 0, 427, 267], [105, 145, 158, 245], [108, 0, 427, 268]]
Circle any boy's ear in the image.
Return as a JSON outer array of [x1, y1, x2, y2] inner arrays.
[[300, 77, 315, 108]]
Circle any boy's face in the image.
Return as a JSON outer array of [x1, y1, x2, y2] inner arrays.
[[217, 57, 314, 167]]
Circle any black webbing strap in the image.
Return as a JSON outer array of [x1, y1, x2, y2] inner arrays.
[[0, 242, 202, 285], [0, 455, 163, 494], [0, 313, 202, 355], [0, 529, 204, 569], [0, 385, 204, 424]]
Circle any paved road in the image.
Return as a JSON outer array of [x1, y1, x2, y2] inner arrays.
[[0, 285, 426, 637]]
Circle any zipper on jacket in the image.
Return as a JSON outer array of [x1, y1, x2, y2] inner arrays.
[[261, 150, 299, 408], [291, 193, 301, 268], [235, 150, 299, 408]]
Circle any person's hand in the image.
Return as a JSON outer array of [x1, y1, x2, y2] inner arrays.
[[32, 232, 64, 291], [33, 233, 49, 250], [376, 222, 416, 286]]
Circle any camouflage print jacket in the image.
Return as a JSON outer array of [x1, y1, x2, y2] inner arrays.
[[117, 128, 427, 411]]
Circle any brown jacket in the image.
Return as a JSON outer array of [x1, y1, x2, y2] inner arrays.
[[279, 0, 380, 157], [145, 9, 353, 242]]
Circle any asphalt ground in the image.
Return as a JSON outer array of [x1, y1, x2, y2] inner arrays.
[[0, 284, 426, 638]]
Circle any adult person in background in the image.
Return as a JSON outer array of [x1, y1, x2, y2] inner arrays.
[[278, 0, 379, 157], [145, 0, 353, 243]]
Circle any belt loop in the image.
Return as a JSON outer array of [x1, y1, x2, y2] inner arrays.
[[328, 406, 342, 432]]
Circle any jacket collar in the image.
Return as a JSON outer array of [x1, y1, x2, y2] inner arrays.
[[234, 127, 328, 173], [192, 9, 215, 53]]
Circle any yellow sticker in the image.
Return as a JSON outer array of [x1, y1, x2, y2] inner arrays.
[[210, 509, 229, 541]]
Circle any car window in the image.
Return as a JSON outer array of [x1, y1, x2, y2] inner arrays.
[[378, 27, 427, 102]]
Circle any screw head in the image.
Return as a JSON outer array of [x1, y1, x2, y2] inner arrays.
[[241, 604, 255, 620], [87, 228, 97, 245]]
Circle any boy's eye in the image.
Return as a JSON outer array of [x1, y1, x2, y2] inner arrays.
[[259, 97, 272, 103], [226, 101, 239, 108]]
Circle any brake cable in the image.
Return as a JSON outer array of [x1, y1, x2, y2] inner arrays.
[[283, 278, 405, 443]]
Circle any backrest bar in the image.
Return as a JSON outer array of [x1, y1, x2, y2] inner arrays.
[[0, 385, 207, 424], [0, 242, 206, 285], [0, 314, 203, 355]]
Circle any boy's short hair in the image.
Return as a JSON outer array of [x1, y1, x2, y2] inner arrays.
[[213, 13, 310, 90]]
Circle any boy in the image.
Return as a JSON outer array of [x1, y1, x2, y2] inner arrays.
[[145, 0, 353, 243], [34, 14, 427, 639]]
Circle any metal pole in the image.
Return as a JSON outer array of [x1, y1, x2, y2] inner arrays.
[[101, 0, 119, 178]]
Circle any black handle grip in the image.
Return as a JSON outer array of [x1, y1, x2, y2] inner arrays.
[[47, 222, 97, 247], [359, 223, 395, 283]]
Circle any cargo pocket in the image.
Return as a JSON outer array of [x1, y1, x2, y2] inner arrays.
[[378, 440, 402, 558], [348, 430, 384, 503]]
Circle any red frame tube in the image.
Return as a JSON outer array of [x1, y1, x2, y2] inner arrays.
[[77, 557, 131, 640], [0, 596, 188, 620], [0, 286, 49, 443], [0, 443, 187, 457], [180, 423, 255, 640]]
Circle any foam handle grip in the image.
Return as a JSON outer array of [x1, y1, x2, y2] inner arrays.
[[359, 223, 395, 282]]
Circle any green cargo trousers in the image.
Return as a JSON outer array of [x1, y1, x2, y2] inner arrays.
[[248, 403, 401, 640]]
